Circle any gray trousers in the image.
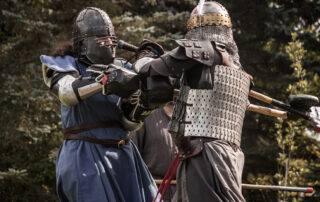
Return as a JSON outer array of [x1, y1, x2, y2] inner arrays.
[[174, 139, 245, 202]]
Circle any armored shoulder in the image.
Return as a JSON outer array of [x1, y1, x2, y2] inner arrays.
[[174, 39, 215, 66]]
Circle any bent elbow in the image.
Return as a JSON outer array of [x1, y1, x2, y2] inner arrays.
[[59, 89, 79, 106]]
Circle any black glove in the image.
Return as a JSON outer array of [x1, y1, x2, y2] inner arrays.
[[136, 39, 165, 59]]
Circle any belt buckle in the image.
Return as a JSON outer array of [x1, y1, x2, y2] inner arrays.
[[117, 140, 126, 149]]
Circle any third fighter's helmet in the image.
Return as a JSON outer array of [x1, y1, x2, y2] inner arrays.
[[73, 7, 117, 65], [185, 1, 241, 68]]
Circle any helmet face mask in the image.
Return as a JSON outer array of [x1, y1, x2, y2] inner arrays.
[[82, 36, 116, 65], [96, 35, 117, 50], [73, 7, 116, 65]]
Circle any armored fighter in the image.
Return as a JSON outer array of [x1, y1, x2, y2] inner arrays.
[[40, 7, 157, 202], [132, 1, 251, 201]]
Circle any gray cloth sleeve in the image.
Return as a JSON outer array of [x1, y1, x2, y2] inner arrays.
[[130, 123, 146, 154]]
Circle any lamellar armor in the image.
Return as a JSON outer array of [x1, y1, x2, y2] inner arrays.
[[169, 64, 251, 147]]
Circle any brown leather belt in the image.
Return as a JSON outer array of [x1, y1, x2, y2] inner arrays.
[[63, 122, 129, 149], [63, 122, 124, 134]]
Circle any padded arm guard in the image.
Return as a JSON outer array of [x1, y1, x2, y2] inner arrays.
[[50, 72, 101, 106]]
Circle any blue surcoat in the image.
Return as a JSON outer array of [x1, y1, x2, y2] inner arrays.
[[40, 55, 158, 202]]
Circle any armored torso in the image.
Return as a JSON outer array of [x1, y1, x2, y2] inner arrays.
[[183, 65, 251, 146], [170, 65, 251, 147]]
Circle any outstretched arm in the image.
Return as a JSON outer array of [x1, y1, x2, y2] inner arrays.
[[134, 46, 198, 79], [43, 64, 102, 106]]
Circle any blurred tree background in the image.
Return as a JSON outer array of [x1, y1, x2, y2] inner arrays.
[[0, 0, 319, 201]]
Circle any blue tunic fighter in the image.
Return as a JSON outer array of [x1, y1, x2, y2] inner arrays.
[[40, 7, 157, 202]]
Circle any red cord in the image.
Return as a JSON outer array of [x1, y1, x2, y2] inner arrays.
[[102, 75, 109, 86], [153, 152, 180, 202], [159, 157, 180, 201]]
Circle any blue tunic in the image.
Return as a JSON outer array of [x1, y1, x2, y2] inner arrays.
[[40, 55, 158, 202]]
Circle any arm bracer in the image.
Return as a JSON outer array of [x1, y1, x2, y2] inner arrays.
[[50, 71, 102, 106]]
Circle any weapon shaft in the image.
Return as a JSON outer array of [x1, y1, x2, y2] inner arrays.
[[247, 104, 288, 119], [174, 89, 289, 119], [242, 184, 314, 193], [154, 180, 313, 193], [155, 179, 176, 185], [118, 40, 138, 52], [249, 90, 310, 120]]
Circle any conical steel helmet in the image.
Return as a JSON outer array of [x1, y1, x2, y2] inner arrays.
[[187, 1, 232, 31]]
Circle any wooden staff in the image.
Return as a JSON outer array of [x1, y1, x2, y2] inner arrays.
[[242, 184, 313, 193], [249, 90, 310, 120], [154, 180, 313, 193], [247, 104, 288, 119], [174, 89, 289, 119], [154, 179, 176, 185]]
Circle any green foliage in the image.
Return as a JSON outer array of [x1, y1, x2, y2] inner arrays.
[[271, 34, 319, 201]]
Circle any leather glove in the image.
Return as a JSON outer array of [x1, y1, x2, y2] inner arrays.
[[135, 39, 165, 59]]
